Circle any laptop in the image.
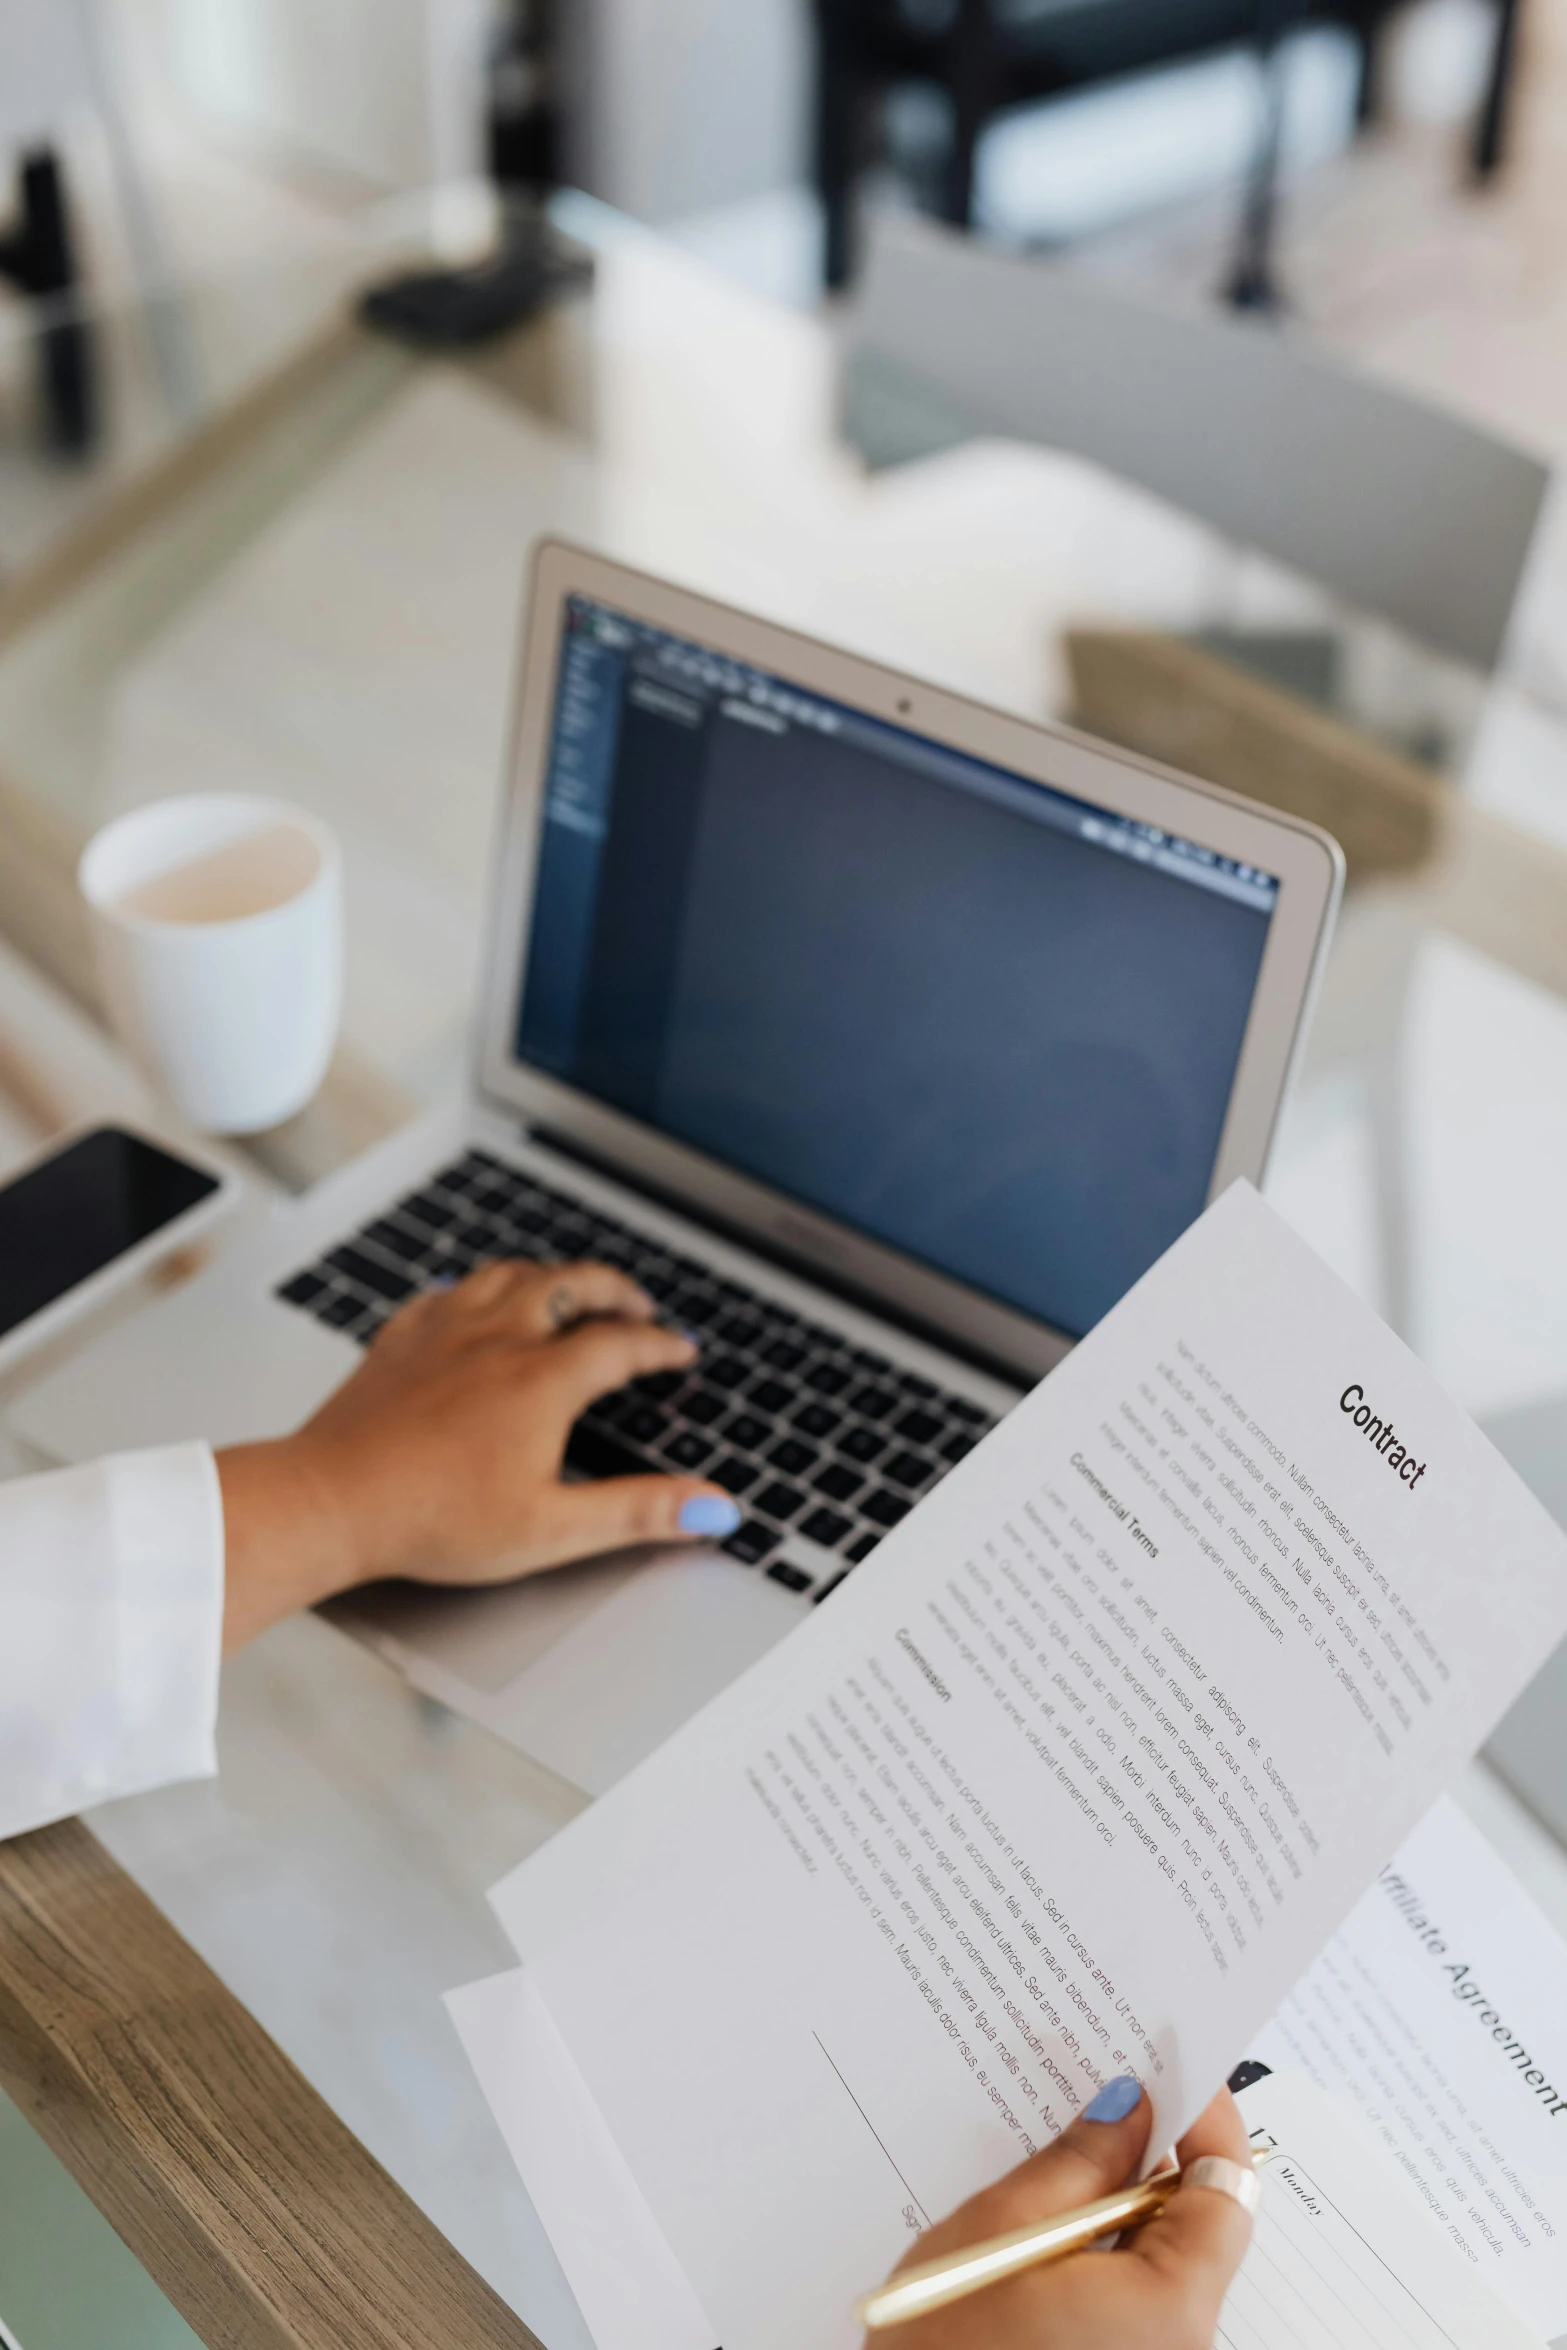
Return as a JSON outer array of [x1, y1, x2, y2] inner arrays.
[[13, 541, 1343, 1792]]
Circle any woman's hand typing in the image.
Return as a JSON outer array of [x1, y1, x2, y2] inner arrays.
[[216, 1260, 740, 1651]]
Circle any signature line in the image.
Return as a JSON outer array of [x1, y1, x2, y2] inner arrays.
[[812, 2032, 931, 2224]]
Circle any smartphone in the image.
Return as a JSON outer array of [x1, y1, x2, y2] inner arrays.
[[0, 1124, 237, 1372]]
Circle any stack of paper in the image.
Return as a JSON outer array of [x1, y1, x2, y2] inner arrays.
[[451, 1186, 1567, 2348]]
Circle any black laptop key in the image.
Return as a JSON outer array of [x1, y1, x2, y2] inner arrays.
[[669, 1289, 725, 1328], [846, 1531, 882, 1563], [319, 1290, 369, 1329], [399, 1191, 461, 1232], [942, 1430, 977, 1464], [681, 1387, 728, 1427], [813, 1571, 848, 1604], [863, 1488, 912, 1528], [279, 1270, 329, 1307], [800, 1506, 853, 1548], [587, 1234, 635, 1270], [794, 1401, 840, 1439], [805, 1361, 851, 1396], [362, 1219, 430, 1263], [768, 1438, 818, 1477], [839, 1425, 887, 1464], [632, 1369, 684, 1402], [581, 1391, 628, 1428], [421, 1246, 482, 1284], [895, 1407, 943, 1446], [899, 1372, 939, 1398], [566, 1421, 652, 1483], [718, 1315, 762, 1348], [851, 1385, 898, 1420], [754, 1480, 805, 1522], [665, 1430, 715, 1469], [620, 1405, 670, 1445], [325, 1246, 416, 1305], [852, 1347, 892, 1372], [767, 1561, 813, 1593], [815, 1462, 863, 1503], [723, 1520, 779, 1564], [724, 1413, 770, 1452], [705, 1354, 750, 1390], [885, 1450, 934, 1488], [763, 1337, 806, 1371], [748, 1377, 794, 1415], [638, 1268, 677, 1301], [711, 1455, 760, 1495]]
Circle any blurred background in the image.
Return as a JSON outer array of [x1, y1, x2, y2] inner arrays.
[[0, 0, 1557, 568]]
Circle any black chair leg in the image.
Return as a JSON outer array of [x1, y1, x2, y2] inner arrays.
[[1354, 16, 1385, 125], [815, 11, 865, 289], [942, 0, 991, 229], [1223, 0, 1310, 314], [941, 108, 981, 229], [0, 147, 100, 456], [1474, 0, 1520, 177]]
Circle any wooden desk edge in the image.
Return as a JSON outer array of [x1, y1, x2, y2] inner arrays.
[[0, 1817, 542, 2350]]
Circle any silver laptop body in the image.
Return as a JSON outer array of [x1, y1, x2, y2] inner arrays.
[[13, 542, 1343, 1793]]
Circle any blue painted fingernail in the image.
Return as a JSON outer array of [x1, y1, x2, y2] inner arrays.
[[1083, 2074, 1142, 2124], [676, 1326, 702, 1348], [679, 1495, 742, 1537]]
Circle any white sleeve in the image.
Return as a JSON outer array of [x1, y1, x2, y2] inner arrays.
[[0, 1444, 224, 1841]]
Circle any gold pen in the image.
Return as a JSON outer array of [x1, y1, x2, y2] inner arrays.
[[856, 2147, 1270, 2332]]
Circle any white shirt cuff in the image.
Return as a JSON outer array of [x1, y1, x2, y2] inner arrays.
[[0, 1442, 225, 1839], [103, 1441, 226, 1800]]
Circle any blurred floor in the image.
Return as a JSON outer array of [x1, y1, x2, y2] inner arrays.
[[672, 0, 1567, 467], [1076, 0, 1567, 459]]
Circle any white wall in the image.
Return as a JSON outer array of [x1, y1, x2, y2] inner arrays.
[[562, 0, 809, 221], [154, 0, 490, 188], [129, 0, 807, 219]]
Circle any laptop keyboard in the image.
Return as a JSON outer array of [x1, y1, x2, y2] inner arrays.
[[274, 1148, 1001, 1602]]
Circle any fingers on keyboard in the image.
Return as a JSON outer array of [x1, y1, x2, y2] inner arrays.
[[274, 1149, 998, 1593]]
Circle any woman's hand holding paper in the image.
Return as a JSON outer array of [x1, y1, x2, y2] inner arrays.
[[872, 2081, 1254, 2350]]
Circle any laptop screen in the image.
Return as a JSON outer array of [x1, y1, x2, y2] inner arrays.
[[514, 593, 1278, 1340]]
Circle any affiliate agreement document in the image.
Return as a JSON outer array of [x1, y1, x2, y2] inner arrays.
[[1224, 2070, 1541, 2350], [1255, 1794, 1567, 2342], [487, 1184, 1567, 2350]]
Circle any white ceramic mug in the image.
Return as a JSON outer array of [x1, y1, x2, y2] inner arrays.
[[79, 794, 343, 1134]]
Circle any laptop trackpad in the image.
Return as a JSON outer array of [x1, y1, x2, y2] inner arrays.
[[329, 1552, 646, 1694], [496, 1550, 803, 1792], [330, 1549, 803, 1792]]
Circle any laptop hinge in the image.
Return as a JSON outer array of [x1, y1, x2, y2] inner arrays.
[[523, 1121, 1032, 1391]]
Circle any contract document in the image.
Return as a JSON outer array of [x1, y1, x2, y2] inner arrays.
[[1254, 1795, 1567, 2343], [481, 1184, 1567, 2350]]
